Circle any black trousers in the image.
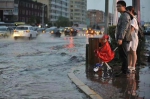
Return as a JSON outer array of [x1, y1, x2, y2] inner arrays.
[[118, 42, 128, 73]]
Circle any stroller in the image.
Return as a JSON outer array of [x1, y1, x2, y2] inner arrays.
[[93, 34, 118, 72]]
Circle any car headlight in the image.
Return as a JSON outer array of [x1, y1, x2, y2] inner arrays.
[[51, 31, 54, 34]]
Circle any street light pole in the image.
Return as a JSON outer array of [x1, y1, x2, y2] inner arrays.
[[42, 4, 46, 28], [105, 0, 109, 34]]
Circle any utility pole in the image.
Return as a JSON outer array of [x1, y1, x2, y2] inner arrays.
[[113, 0, 118, 25], [42, 4, 46, 28], [105, 0, 109, 34]]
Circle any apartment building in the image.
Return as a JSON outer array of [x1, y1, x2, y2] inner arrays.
[[18, 0, 47, 24], [49, 0, 70, 23], [87, 9, 113, 27], [0, 0, 15, 21], [70, 0, 87, 24], [36, 0, 49, 20], [87, 9, 104, 26]]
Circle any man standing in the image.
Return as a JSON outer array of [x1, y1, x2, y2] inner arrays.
[[115, 1, 132, 76]]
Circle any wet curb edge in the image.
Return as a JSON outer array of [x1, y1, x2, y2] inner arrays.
[[68, 66, 103, 99]]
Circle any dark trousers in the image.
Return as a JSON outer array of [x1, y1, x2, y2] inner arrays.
[[118, 42, 128, 73]]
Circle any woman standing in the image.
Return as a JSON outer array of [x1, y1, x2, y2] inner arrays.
[[126, 6, 139, 72]]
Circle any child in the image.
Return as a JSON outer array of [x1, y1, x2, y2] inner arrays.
[[94, 34, 115, 72]]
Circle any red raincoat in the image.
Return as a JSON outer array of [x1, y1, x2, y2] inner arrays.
[[95, 41, 115, 62]]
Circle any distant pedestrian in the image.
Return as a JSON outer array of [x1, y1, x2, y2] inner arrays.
[[115, 1, 132, 77], [126, 6, 139, 72]]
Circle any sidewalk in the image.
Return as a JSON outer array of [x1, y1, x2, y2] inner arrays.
[[69, 62, 150, 99]]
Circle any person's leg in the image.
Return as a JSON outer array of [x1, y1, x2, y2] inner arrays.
[[128, 50, 132, 68], [131, 50, 137, 70], [119, 42, 128, 74]]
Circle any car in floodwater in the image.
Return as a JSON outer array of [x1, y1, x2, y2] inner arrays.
[[64, 27, 77, 36], [37, 28, 45, 35], [45, 27, 61, 37], [13, 25, 38, 40], [0, 26, 11, 38], [86, 28, 96, 35], [94, 29, 101, 35]]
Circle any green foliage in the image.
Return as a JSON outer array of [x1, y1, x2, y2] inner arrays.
[[36, 17, 41, 24], [108, 26, 117, 49], [108, 26, 121, 65], [108, 26, 146, 66], [55, 16, 71, 27], [48, 22, 52, 28]]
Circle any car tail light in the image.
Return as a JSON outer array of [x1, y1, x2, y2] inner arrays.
[[26, 30, 30, 33], [14, 30, 18, 32], [86, 31, 88, 33], [51, 31, 54, 34]]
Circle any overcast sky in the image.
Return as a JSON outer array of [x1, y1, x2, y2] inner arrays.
[[87, 0, 150, 22]]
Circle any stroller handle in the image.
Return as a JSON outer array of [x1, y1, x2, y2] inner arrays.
[[113, 47, 118, 51]]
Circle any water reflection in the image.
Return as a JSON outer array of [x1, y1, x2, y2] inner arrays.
[[64, 37, 74, 49], [86, 67, 150, 99]]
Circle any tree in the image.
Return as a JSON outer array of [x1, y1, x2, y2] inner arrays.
[[28, 16, 36, 25], [55, 16, 70, 27], [36, 17, 41, 25]]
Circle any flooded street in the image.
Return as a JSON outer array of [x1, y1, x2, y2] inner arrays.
[[0, 33, 89, 99], [1, 33, 150, 99]]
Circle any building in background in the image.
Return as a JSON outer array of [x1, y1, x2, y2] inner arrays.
[[70, 0, 87, 25], [18, 0, 47, 25], [109, 13, 113, 25], [0, 0, 48, 26], [36, 0, 49, 20], [87, 9, 113, 28], [87, 9, 104, 27], [0, 0, 15, 21], [49, 0, 70, 24]]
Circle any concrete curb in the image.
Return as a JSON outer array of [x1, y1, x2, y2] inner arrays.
[[68, 66, 103, 99]]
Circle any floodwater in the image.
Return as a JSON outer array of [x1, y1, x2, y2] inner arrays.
[[0, 32, 90, 99], [1, 32, 150, 99], [75, 36, 150, 99]]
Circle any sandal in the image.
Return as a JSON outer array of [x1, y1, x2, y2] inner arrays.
[[128, 66, 132, 69], [130, 67, 136, 73]]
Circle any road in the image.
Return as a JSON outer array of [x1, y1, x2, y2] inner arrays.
[[0, 33, 90, 99]]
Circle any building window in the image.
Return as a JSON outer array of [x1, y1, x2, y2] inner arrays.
[[32, 4, 34, 8], [26, 10, 28, 15], [26, 3, 28, 7], [26, 18, 28, 22], [22, 10, 25, 15], [14, 7, 18, 13]]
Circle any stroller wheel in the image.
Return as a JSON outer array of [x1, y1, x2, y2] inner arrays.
[[93, 67, 99, 72]]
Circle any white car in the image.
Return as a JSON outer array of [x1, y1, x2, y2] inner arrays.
[[13, 25, 38, 40], [0, 26, 11, 37]]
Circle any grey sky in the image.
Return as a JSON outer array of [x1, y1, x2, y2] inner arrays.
[[87, 0, 150, 22]]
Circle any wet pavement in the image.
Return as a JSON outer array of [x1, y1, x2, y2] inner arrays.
[[0, 33, 90, 99], [74, 36, 150, 99]]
